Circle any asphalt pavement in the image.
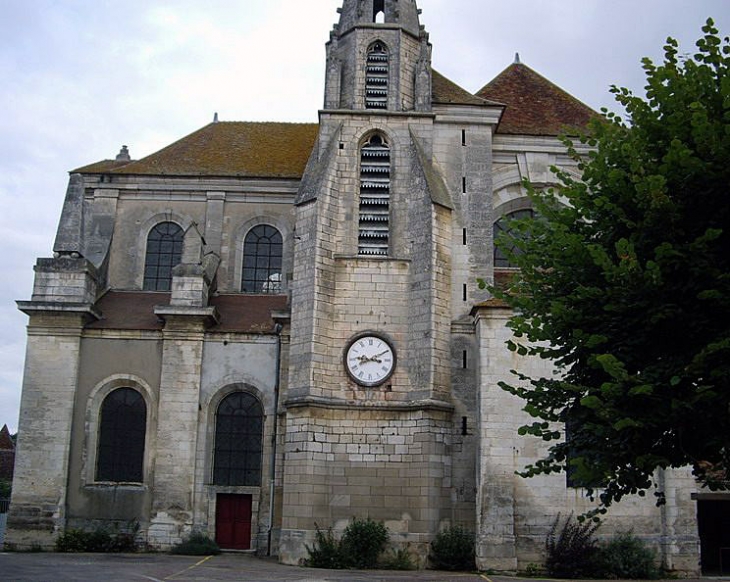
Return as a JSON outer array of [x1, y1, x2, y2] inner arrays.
[[0, 551, 720, 582]]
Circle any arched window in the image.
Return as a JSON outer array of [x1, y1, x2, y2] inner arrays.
[[493, 209, 535, 268], [241, 225, 283, 293], [359, 134, 391, 256], [96, 387, 146, 482], [213, 392, 264, 486], [143, 222, 184, 291], [365, 42, 389, 109]]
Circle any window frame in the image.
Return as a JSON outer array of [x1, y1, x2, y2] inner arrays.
[[240, 224, 284, 294], [142, 221, 184, 291], [212, 391, 265, 487], [365, 41, 389, 110], [85, 375, 155, 488], [358, 133, 392, 256], [493, 208, 535, 269], [95, 387, 147, 484]]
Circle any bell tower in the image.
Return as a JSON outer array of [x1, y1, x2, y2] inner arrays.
[[324, 0, 432, 112], [280, 0, 467, 565]]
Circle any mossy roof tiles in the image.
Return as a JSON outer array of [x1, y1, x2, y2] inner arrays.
[[75, 122, 319, 178], [476, 62, 597, 136], [72, 66, 593, 179]]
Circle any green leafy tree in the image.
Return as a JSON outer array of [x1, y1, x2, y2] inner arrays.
[[490, 20, 730, 514]]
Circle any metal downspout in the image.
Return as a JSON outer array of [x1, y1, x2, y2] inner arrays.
[[267, 323, 283, 556]]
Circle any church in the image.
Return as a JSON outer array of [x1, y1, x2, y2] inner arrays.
[[7, 0, 721, 574]]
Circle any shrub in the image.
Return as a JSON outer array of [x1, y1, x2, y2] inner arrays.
[[305, 518, 390, 570], [597, 532, 660, 579], [545, 513, 601, 579], [429, 526, 476, 571], [522, 563, 545, 577], [304, 524, 344, 569], [340, 517, 389, 569], [380, 545, 416, 570], [55, 522, 140, 553], [56, 528, 111, 552], [170, 532, 221, 556]]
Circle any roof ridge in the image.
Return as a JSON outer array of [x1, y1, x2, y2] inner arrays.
[[476, 61, 597, 136], [479, 61, 597, 112]]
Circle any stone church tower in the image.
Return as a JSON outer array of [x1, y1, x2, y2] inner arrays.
[[7, 0, 711, 574], [280, 0, 500, 562]]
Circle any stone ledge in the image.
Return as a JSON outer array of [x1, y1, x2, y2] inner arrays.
[[16, 301, 101, 320], [284, 395, 454, 413]]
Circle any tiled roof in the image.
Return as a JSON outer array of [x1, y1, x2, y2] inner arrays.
[[432, 70, 501, 107], [0, 425, 13, 451], [74, 122, 319, 178], [86, 291, 287, 333], [72, 160, 134, 174], [476, 62, 597, 136]]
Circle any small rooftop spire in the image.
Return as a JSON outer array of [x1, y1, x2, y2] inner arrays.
[[514, 52, 521, 64], [115, 145, 131, 162]]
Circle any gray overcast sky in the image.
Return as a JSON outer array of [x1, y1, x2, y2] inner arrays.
[[0, 0, 727, 431]]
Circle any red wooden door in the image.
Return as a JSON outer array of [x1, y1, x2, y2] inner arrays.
[[216, 494, 252, 550]]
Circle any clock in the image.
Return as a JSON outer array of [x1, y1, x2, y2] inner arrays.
[[344, 333, 396, 387]]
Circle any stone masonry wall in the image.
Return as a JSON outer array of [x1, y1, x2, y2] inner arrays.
[[6, 315, 86, 549], [474, 305, 701, 574], [278, 404, 453, 566], [147, 320, 206, 548]]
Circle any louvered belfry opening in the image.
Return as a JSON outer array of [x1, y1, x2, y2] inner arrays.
[[359, 134, 391, 256], [365, 42, 388, 109]]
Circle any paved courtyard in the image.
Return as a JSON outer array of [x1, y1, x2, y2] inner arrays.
[[0, 551, 718, 582], [0, 552, 491, 582]]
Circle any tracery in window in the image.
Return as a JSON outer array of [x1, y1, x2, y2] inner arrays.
[[213, 392, 264, 486], [493, 209, 535, 268], [143, 222, 184, 291], [365, 42, 389, 109], [96, 387, 146, 482], [241, 225, 283, 293], [359, 134, 391, 256]]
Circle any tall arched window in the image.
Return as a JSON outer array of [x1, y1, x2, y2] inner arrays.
[[96, 387, 146, 482], [213, 392, 264, 486], [493, 209, 535, 268], [359, 134, 391, 256], [365, 42, 389, 109], [143, 222, 184, 291], [241, 225, 283, 293]]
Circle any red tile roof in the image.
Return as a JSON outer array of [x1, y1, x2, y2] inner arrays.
[[86, 291, 287, 333], [74, 122, 319, 178], [476, 62, 597, 136]]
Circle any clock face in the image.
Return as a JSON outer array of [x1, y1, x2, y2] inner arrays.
[[345, 334, 396, 387]]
